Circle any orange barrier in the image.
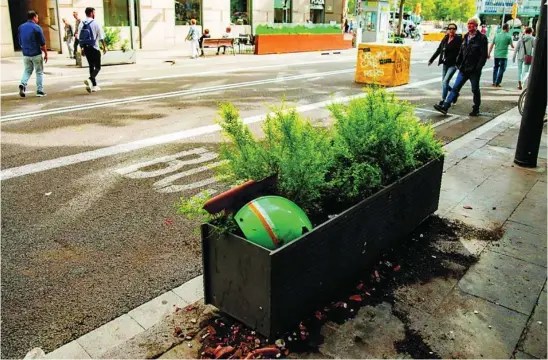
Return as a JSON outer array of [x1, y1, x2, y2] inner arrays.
[[423, 32, 445, 42], [355, 43, 411, 87], [254, 34, 352, 55]]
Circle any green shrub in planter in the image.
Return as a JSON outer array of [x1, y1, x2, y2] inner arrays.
[[255, 24, 341, 35], [177, 88, 443, 230]]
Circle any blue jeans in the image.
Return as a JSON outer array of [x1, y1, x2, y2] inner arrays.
[[20, 54, 44, 92], [445, 71, 482, 112], [493, 58, 507, 85], [517, 60, 531, 83], [441, 65, 457, 101]]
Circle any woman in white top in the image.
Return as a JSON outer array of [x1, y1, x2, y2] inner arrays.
[[186, 19, 201, 59], [513, 27, 535, 89]]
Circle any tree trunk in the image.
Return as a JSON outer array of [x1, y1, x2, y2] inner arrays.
[[397, 0, 405, 35]]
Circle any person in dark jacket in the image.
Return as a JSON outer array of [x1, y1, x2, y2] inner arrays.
[[434, 18, 488, 117], [18, 10, 48, 97], [428, 23, 463, 105]]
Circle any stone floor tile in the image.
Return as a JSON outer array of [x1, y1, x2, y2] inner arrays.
[[128, 291, 189, 330], [509, 196, 548, 234], [318, 302, 406, 359], [489, 221, 547, 267], [77, 314, 144, 358], [458, 250, 547, 315], [45, 341, 91, 359], [172, 275, 204, 304], [522, 291, 547, 359], [488, 127, 519, 149], [514, 350, 539, 359], [421, 288, 528, 359]]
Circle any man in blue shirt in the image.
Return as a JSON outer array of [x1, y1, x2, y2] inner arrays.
[[18, 10, 48, 97]]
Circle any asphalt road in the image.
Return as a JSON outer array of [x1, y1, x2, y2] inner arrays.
[[0, 44, 523, 358]]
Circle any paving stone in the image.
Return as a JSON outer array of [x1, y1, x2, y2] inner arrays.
[[465, 144, 515, 164], [172, 275, 204, 304], [458, 250, 546, 315], [102, 302, 216, 359], [488, 127, 519, 149], [77, 314, 144, 358], [489, 221, 547, 267], [514, 350, 539, 359], [509, 196, 548, 234], [522, 291, 547, 359], [128, 291, 189, 330], [482, 164, 543, 195], [420, 288, 529, 358], [318, 302, 406, 359], [45, 341, 91, 359], [394, 275, 461, 315], [436, 188, 468, 216]]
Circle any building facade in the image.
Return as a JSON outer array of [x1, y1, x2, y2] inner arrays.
[[1, 0, 344, 57]]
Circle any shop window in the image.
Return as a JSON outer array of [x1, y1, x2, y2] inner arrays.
[[274, 0, 292, 23], [309, 0, 324, 23], [231, 0, 249, 24], [103, 0, 130, 26], [175, 0, 202, 25]]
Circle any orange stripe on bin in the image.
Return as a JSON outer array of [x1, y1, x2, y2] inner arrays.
[[248, 202, 279, 248]]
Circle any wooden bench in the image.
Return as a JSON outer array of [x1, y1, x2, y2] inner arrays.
[[202, 38, 235, 56]]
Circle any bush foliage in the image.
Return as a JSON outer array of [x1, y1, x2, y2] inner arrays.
[[255, 24, 341, 35], [177, 88, 443, 225]]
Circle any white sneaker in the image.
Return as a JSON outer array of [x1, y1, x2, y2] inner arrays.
[[84, 79, 92, 93], [91, 86, 101, 92]]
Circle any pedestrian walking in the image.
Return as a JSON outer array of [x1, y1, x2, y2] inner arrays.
[[488, 23, 514, 87], [186, 19, 200, 59], [434, 18, 488, 117], [73, 11, 81, 55], [78, 7, 107, 93], [512, 27, 535, 90], [62, 18, 75, 58], [428, 23, 463, 106], [18, 10, 48, 98]]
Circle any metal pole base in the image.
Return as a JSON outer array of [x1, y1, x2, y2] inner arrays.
[[513, 158, 537, 168]]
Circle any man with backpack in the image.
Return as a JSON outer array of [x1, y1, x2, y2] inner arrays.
[[78, 7, 107, 93]]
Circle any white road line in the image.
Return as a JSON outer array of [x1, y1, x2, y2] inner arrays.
[[1, 90, 35, 97], [416, 107, 458, 116], [0, 69, 354, 122], [139, 59, 353, 81], [69, 82, 114, 89], [0, 76, 442, 181]]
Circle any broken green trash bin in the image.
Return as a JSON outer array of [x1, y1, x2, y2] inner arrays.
[[235, 196, 313, 250]]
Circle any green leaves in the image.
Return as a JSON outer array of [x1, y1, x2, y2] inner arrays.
[[255, 25, 341, 35], [177, 88, 443, 226]]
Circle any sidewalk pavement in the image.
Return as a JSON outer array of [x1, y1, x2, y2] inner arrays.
[[38, 107, 547, 359], [1, 48, 359, 84], [1, 40, 431, 84]]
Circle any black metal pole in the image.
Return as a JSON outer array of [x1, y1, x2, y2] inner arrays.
[[514, 1, 547, 168]]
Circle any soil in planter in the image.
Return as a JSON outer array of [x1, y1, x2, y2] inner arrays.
[[195, 216, 503, 359]]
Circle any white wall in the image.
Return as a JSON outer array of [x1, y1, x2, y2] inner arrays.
[[1, 0, 14, 57]]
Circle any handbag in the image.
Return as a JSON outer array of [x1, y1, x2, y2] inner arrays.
[[524, 39, 533, 65]]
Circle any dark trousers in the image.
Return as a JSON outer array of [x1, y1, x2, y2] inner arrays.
[[445, 70, 482, 112], [84, 47, 101, 86], [74, 38, 79, 53]]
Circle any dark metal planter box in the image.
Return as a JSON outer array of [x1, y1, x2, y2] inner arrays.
[[201, 158, 444, 337]]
